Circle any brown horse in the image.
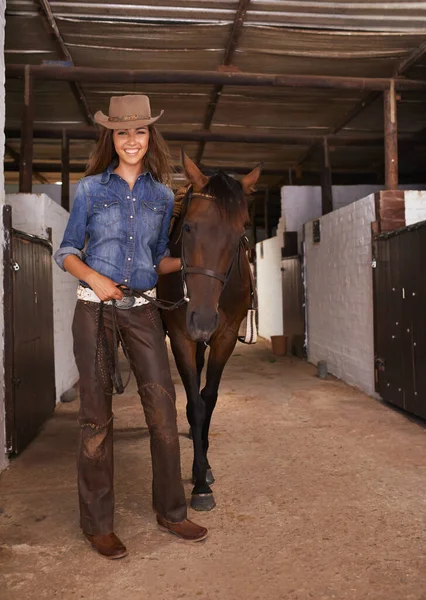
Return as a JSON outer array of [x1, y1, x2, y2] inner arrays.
[[158, 153, 261, 511]]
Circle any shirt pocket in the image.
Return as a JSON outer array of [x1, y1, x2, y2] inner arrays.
[[142, 201, 166, 231], [92, 199, 121, 227]]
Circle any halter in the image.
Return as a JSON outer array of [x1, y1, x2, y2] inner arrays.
[[180, 189, 244, 294]]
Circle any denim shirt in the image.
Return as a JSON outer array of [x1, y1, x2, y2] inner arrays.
[[54, 164, 174, 290]]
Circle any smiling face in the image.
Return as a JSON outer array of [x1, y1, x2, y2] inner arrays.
[[112, 126, 150, 169]]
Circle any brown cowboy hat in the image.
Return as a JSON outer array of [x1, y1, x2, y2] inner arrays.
[[94, 95, 164, 129]]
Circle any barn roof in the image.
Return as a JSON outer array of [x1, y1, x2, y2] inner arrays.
[[5, 0, 426, 190]]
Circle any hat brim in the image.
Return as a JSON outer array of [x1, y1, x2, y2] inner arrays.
[[94, 110, 164, 129]]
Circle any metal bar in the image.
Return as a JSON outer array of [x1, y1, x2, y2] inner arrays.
[[61, 130, 70, 211], [384, 81, 399, 190], [5, 143, 48, 184], [320, 138, 333, 215], [196, 0, 251, 164], [3, 205, 15, 453], [19, 66, 34, 193], [7, 64, 426, 91], [35, 0, 94, 126], [7, 125, 423, 147]]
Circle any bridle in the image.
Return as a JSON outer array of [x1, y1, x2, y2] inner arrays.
[[179, 189, 246, 297]]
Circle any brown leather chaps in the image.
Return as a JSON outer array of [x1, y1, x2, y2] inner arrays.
[[72, 300, 187, 535]]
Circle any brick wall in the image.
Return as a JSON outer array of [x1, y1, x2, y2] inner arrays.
[[305, 195, 377, 396], [6, 194, 78, 404]]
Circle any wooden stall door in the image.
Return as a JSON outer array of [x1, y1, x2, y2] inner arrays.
[[374, 224, 426, 420], [6, 229, 56, 454]]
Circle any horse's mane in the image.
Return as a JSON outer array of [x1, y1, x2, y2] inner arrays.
[[201, 171, 249, 228]]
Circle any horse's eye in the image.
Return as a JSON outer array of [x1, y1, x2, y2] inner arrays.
[[183, 223, 191, 234]]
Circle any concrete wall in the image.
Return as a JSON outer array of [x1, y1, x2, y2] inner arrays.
[[5, 183, 78, 210], [304, 195, 377, 396], [405, 190, 426, 225], [0, 0, 6, 471], [256, 236, 284, 339], [6, 194, 78, 404]]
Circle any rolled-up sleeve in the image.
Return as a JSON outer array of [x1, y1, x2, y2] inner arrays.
[[54, 180, 88, 271], [153, 189, 174, 267]]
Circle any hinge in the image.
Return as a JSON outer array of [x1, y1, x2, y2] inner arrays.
[[375, 357, 385, 371], [371, 258, 377, 268]]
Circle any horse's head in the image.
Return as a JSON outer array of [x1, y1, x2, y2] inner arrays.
[[180, 151, 261, 342]]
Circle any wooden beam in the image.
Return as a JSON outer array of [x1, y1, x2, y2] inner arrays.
[[35, 0, 94, 126], [196, 0, 251, 164], [384, 81, 399, 190], [5, 143, 48, 184], [7, 125, 425, 147], [7, 64, 426, 91], [264, 187, 271, 238], [19, 66, 34, 193], [320, 138, 333, 215], [297, 39, 426, 171], [61, 131, 70, 210]]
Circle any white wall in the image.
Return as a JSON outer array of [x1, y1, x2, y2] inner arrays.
[[305, 195, 377, 396], [5, 183, 78, 210], [405, 190, 426, 225], [6, 194, 78, 404], [256, 236, 284, 339], [0, 0, 6, 471]]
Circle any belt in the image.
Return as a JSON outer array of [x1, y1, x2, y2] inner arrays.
[[77, 284, 156, 307]]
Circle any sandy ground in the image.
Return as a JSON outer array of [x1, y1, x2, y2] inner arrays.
[[1, 339, 426, 600]]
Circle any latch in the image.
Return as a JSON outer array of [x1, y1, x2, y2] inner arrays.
[[375, 357, 385, 371], [11, 261, 20, 272]]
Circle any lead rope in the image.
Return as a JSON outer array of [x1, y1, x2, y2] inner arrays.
[[97, 302, 132, 395]]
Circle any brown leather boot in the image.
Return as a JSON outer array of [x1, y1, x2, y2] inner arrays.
[[156, 515, 208, 542], [83, 532, 128, 559]]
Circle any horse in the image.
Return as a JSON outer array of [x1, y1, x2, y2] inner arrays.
[[158, 152, 261, 511]]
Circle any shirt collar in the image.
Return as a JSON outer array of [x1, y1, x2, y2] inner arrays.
[[100, 163, 153, 185]]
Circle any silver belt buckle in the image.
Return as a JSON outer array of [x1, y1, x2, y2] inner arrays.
[[114, 295, 136, 310]]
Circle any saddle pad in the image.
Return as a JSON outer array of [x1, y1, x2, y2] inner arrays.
[[238, 309, 258, 344]]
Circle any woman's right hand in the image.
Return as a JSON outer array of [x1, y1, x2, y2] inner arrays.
[[86, 272, 124, 302]]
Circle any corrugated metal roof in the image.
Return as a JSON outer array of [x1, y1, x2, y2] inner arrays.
[[5, 0, 426, 186]]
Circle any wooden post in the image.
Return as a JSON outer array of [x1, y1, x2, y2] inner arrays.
[[251, 198, 257, 245], [61, 130, 70, 211], [384, 80, 398, 190], [320, 137, 333, 215], [264, 187, 271, 238], [19, 65, 34, 193]]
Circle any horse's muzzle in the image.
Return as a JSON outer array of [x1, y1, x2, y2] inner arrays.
[[186, 307, 219, 342]]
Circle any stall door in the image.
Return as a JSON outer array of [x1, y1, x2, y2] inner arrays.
[[5, 225, 56, 454], [373, 223, 426, 420]]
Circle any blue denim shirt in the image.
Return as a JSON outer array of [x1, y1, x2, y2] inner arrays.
[[54, 164, 174, 290]]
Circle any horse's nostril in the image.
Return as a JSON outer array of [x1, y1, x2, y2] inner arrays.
[[187, 308, 219, 341]]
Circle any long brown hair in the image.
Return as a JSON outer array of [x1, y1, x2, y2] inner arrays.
[[85, 125, 173, 186]]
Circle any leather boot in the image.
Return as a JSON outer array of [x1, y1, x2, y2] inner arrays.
[[156, 515, 208, 542], [83, 532, 128, 559]]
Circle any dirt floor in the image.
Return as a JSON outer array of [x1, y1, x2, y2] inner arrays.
[[1, 339, 426, 600]]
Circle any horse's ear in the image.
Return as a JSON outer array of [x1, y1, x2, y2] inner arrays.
[[241, 163, 263, 195], [181, 150, 209, 192]]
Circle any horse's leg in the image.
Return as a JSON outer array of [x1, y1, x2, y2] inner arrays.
[[201, 327, 239, 487], [169, 333, 215, 511], [187, 342, 207, 440]]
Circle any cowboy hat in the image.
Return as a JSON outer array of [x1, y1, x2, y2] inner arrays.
[[94, 95, 164, 129]]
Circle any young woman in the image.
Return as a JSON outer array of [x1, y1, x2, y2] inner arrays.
[[54, 95, 208, 559]]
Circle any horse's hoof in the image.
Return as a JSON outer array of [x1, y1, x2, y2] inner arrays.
[[192, 469, 215, 486], [191, 493, 216, 512]]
